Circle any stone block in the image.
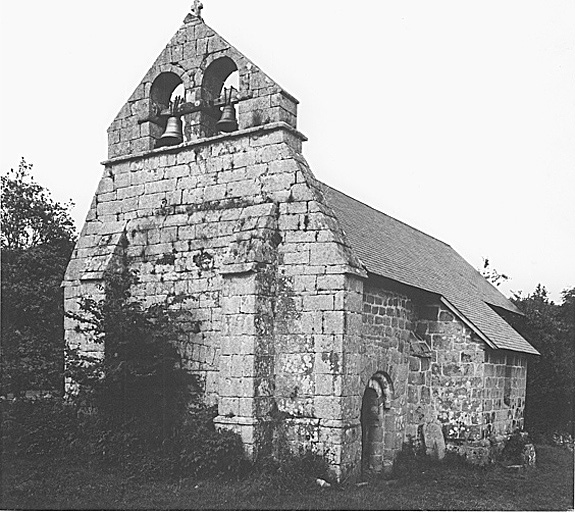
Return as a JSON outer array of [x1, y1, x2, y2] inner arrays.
[[96, 177, 115, 194], [138, 192, 165, 210], [204, 184, 227, 201], [262, 172, 294, 192], [239, 398, 254, 416], [409, 356, 421, 372], [408, 371, 424, 385], [303, 294, 334, 312], [298, 312, 322, 334], [439, 310, 455, 322], [314, 396, 341, 419], [283, 250, 310, 265], [221, 295, 241, 315], [290, 183, 315, 201], [269, 159, 299, 174], [317, 274, 346, 291], [240, 336, 256, 355], [144, 179, 176, 194], [278, 353, 314, 375], [316, 351, 342, 375], [310, 243, 347, 266], [431, 334, 451, 350], [316, 374, 334, 396], [323, 311, 345, 335], [219, 397, 240, 417], [96, 201, 121, 217]]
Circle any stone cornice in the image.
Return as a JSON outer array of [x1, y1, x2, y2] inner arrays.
[[102, 122, 307, 167]]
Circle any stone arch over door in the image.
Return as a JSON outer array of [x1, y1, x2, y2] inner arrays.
[[360, 372, 393, 474]]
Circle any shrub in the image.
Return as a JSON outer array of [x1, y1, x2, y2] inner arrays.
[[499, 430, 532, 465], [254, 449, 331, 490], [1, 397, 249, 481], [1, 397, 79, 457], [90, 403, 248, 479], [3, 266, 249, 481], [66, 265, 199, 435], [177, 418, 249, 479]]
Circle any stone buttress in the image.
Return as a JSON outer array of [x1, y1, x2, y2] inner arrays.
[[63, 9, 367, 476]]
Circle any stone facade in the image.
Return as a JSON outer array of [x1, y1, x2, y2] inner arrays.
[[351, 285, 529, 470], [64, 9, 531, 479]]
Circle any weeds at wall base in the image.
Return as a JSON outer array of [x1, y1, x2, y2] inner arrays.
[[1, 397, 249, 480]]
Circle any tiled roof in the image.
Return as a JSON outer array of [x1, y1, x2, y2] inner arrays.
[[321, 183, 539, 355]]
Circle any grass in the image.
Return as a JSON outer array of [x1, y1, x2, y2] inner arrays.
[[1, 445, 573, 510]]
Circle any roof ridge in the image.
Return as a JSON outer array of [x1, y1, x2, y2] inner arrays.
[[318, 180, 452, 249]]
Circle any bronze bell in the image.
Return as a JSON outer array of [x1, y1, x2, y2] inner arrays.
[[158, 116, 183, 146], [216, 104, 238, 133]]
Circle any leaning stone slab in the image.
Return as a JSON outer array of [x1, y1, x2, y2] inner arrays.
[[522, 443, 536, 466], [423, 422, 446, 460]]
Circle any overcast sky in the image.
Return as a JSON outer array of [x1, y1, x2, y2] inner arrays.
[[1, 0, 573, 302]]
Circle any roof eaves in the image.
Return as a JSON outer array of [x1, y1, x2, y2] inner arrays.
[[439, 296, 498, 350]]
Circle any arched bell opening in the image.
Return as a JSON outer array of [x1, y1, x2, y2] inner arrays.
[[151, 72, 182, 113], [360, 372, 393, 475], [150, 72, 184, 147], [200, 56, 239, 137]]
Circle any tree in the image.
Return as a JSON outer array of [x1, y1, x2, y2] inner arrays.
[[512, 285, 575, 436], [1, 159, 76, 396], [1, 159, 75, 251], [481, 257, 509, 287]]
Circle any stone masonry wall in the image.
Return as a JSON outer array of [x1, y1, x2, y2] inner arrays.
[[64, 121, 367, 474], [360, 282, 415, 471], [415, 305, 528, 462], [340, 286, 530, 472], [415, 305, 486, 445], [483, 350, 527, 439]]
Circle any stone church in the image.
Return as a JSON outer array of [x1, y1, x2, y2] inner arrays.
[[64, 5, 538, 477]]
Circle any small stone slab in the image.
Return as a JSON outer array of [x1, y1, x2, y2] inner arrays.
[[522, 443, 536, 466], [423, 422, 446, 460]]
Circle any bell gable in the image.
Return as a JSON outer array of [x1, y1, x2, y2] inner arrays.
[[107, 9, 299, 160]]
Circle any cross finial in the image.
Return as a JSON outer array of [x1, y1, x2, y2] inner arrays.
[[191, 0, 203, 18]]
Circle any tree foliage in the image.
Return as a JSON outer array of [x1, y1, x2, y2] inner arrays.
[[1, 159, 75, 251], [513, 285, 575, 436], [1, 160, 76, 396], [481, 257, 509, 287]]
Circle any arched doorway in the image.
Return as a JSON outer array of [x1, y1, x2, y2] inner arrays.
[[360, 372, 393, 474]]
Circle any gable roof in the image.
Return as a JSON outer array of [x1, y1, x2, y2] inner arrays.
[[321, 183, 539, 355]]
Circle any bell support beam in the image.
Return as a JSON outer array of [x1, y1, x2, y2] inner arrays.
[[138, 97, 243, 125]]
